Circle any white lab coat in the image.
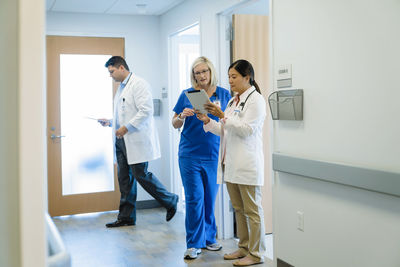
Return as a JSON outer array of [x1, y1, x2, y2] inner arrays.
[[112, 74, 161, 164], [204, 86, 266, 186]]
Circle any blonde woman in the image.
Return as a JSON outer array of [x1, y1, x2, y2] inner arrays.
[[172, 56, 231, 259]]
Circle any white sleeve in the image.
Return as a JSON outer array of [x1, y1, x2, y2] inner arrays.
[[203, 118, 223, 136]]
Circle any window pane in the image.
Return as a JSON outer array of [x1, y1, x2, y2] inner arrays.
[[60, 54, 114, 195]]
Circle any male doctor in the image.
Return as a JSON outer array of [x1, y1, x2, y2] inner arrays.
[[99, 56, 178, 228]]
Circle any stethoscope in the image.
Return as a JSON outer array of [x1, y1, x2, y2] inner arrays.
[[228, 89, 257, 111]]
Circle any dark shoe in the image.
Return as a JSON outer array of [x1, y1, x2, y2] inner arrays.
[[166, 195, 179, 222], [105, 219, 135, 228]]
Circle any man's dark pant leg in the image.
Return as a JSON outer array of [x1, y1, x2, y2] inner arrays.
[[130, 162, 176, 209], [115, 138, 137, 223]]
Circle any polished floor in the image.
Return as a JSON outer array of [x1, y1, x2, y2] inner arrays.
[[53, 208, 273, 267]]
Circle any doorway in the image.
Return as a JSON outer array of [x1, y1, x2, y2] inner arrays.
[[47, 36, 124, 216], [168, 24, 200, 210], [217, 0, 273, 257]]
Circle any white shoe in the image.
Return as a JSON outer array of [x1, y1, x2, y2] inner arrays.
[[184, 248, 201, 259], [206, 243, 222, 251]]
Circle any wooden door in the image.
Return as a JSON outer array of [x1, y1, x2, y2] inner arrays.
[[47, 36, 124, 216], [232, 14, 272, 233]]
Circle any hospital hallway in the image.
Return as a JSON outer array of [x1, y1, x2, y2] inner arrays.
[[53, 208, 273, 267]]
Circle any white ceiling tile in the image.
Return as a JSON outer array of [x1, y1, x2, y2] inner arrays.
[[107, 0, 184, 15], [47, 0, 186, 15], [152, 0, 185, 15], [52, 0, 116, 14]]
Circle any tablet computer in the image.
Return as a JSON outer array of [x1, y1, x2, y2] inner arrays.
[[184, 89, 211, 114]]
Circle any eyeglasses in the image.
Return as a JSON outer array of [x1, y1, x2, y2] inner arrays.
[[194, 69, 210, 76]]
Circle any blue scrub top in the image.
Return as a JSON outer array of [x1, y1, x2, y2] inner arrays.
[[173, 86, 231, 160]]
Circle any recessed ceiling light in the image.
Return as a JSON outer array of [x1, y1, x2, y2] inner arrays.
[[136, 4, 147, 14]]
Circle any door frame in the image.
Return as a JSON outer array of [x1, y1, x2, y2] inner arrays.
[[46, 36, 124, 216], [167, 22, 200, 209]]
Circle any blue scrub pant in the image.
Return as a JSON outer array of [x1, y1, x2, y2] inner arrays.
[[179, 157, 219, 249]]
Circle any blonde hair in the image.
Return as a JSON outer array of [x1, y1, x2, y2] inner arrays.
[[190, 56, 218, 89]]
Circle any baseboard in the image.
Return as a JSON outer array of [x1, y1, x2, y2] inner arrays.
[[277, 258, 294, 267]]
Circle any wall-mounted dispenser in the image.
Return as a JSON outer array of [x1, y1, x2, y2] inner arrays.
[[268, 89, 303, 120], [153, 99, 161, 116]]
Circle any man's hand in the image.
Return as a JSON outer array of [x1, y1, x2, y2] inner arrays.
[[116, 126, 128, 139], [98, 118, 111, 127]]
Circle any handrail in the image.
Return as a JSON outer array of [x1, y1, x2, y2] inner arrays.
[[272, 153, 400, 197]]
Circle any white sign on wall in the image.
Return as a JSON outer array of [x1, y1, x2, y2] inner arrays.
[[277, 64, 292, 88]]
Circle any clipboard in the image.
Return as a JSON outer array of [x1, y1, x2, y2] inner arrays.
[[184, 89, 211, 114]]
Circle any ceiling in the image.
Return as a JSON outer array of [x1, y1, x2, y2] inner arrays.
[[46, 0, 186, 16]]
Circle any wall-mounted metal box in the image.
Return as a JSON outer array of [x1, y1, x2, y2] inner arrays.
[[268, 89, 303, 120], [153, 99, 161, 116]]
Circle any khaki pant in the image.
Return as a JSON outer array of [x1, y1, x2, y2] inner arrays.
[[226, 182, 266, 261]]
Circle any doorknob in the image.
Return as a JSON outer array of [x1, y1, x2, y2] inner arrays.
[[50, 134, 66, 140]]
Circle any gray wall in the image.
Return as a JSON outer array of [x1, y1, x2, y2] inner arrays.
[[0, 0, 21, 266]]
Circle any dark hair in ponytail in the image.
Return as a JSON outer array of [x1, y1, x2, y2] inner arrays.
[[228, 59, 261, 95]]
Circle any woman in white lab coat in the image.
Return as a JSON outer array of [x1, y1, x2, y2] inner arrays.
[[197, 59, 267, 266]]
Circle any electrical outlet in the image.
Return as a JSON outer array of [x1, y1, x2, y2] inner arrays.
[[297, 211, 304, 231]]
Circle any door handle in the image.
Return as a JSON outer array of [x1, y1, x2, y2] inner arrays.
[[50, 134, 66, 140]]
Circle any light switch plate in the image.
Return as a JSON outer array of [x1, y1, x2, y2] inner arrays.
[[297, 211, 304, 231]]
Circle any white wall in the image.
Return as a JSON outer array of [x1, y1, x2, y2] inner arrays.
[[160, 0, 243, 62], [272, 0, 400, 171], [272, 0, 400, 266], [46, 12, 166, 200]]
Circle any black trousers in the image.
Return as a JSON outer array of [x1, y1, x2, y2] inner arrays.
[[115, 138, 176, 223]]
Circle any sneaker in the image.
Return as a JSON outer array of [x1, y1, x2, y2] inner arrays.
[[184, 248, 201, 259], [206, 243, 222, 251]]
